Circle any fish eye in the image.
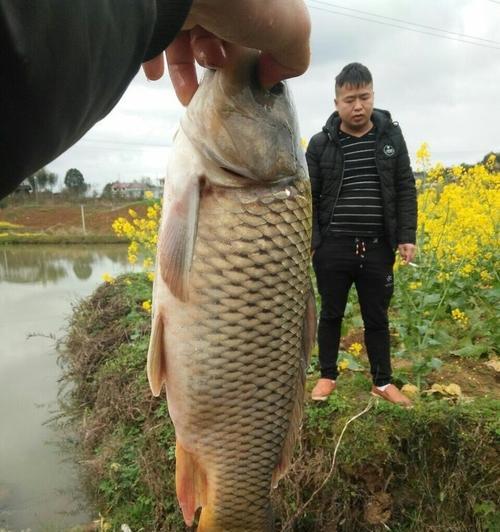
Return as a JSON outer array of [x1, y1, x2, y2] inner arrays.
[[270, 82, 285, 96]]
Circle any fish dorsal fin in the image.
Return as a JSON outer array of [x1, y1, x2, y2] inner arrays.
[[159, 174, 201, 302], [147, 311, 166, 396]]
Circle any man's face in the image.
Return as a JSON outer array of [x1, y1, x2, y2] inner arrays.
[[335, 83, 374, 131]]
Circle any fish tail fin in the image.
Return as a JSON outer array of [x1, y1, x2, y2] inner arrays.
[[196, 506, 217, 532], [175, 440, 208, 527], [146, 312, 166, 397]]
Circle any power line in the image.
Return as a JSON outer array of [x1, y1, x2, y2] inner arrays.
[[311, 0, 500, 45], [307, 1, 500, 50]]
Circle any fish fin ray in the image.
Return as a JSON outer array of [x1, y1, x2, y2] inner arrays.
[[272, 287, 316, 487], [159, 177, 201, 302], [175, 441, 208, 527], [146, 312, 166, 396]]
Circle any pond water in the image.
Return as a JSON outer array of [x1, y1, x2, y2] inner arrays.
[[0, 244, 137, 531]]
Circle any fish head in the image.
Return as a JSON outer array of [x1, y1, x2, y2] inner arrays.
[[182, 46, 305, 184]]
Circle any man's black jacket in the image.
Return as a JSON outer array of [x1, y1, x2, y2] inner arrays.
[[0, 0, 192, 199], [306, 108, 417, 250]]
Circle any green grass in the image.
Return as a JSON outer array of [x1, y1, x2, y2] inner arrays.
[[55, 275, 500, 531]]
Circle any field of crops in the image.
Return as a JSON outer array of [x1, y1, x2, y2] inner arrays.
[[110, 147, 499, 391]]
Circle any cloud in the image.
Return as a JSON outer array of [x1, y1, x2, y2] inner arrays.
[[47, 0, 500, 189]]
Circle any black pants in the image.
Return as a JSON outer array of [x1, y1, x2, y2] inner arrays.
[[312, 233, 395, 386]]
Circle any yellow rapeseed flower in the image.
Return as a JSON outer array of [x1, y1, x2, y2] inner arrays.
[[128, 208, 138, 218], [480, 270, 492, 282], [437, 271, 451, 282], [451, 308, 469, 327], [417, 148, 499, 278], [347, 342, 363, 357], [102, 273, 115, 284], [147, 272, 155, 282], [408, 281, 422, 290], [416, 142, 431, 171], [338, 359, 349, 371], [144, 190, 154, 200], [142, 300, 152, 313]]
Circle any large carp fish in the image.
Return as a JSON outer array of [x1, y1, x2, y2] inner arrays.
[[147, 46, 316, 532]]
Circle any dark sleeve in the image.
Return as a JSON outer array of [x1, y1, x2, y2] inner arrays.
[[395, 130, 417, 245], [0, 0, 193, 199], [306, 135, 323, 250]]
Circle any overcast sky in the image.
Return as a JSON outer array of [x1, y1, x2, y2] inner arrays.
[[47, 0, 500, 192]]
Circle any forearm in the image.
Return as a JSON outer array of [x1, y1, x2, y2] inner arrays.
[[0, 0, 192, 198]]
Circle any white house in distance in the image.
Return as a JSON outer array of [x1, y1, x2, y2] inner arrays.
[[110, 180, 163, 199]]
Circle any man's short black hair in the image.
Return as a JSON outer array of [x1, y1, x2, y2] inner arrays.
[[335, 63, 372, 95]]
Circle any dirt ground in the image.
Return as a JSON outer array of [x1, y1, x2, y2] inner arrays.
[[1, 201, 148, 235], [341, 329, 499, 400]]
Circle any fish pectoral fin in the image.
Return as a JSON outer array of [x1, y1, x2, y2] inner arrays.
[[272, 287, 317, 488], [146, 312, 166, 396], [159, 177, 201, 302], [175, 441, 208, 527]]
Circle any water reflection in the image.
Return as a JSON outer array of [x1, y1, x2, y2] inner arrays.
[[0, 245, 129, 284], [0, 244, 135, 531]]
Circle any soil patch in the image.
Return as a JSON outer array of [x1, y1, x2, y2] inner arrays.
[[1, 202, 147, 235]]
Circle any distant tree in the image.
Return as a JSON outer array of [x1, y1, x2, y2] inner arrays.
[[64, 168, 87, 195], [27, 167, 58, 193], [482, 152, 500, 171], [101, 182, 114, 199], [47, 171, 58, 191]]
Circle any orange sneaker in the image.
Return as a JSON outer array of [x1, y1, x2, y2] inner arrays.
[[371, 384, 413, 408], [311, 378, 336, 401]]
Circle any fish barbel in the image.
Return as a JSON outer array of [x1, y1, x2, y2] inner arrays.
[[147, 46, 316, 532]]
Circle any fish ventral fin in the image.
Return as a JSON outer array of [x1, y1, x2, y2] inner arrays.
[[175, 441, 208, 527], [146, 312, 166, 396], [159, 176, 202, 302]]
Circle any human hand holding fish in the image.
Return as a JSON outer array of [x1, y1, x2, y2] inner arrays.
[[143, 0, 311, 104]]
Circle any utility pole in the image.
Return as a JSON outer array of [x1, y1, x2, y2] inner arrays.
[[80, 204, 87, 235]]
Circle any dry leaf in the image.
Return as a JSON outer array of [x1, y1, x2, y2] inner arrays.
[[485, 359, 500, 372], [401, 384, 419, 398], [444, 383, 462, 396]]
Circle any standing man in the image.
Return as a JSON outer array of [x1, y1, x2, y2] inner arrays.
[[307, 63, 416, 406]]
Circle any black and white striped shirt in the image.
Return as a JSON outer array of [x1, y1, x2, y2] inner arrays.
[[329, 127, 385, 236]]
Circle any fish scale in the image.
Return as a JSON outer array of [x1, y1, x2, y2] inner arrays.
[[155, 180, 311, 531]]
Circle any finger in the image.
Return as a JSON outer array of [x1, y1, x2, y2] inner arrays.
[[166, 31, 198, 106], [258, 52, 305, 89], [190, 0, 311, 87], [190, 26, 227, 69], [142, 54, 165, 81]]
